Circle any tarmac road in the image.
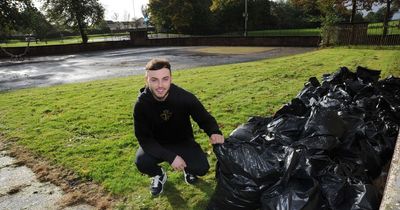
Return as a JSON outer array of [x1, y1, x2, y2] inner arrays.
[[0, 46, 316, 91]]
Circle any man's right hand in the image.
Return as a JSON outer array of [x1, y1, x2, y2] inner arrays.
[[171, 155, 187, 171]]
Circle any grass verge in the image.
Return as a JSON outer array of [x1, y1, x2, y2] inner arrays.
[[0, 33, 129, 48], [249, 28, 321, 36], [0, 48, 399, 209]]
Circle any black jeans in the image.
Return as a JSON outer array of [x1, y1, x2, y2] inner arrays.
[[135, 141, 210, 177]]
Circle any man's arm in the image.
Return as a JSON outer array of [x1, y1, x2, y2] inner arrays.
[[134, 103, 177, 163], [188, 94, 224, 144]]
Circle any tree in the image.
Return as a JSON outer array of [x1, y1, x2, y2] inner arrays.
[[270, 0, 318, 29], [365, 6, 387, 22], [210, 0, 244, 33], [342, 0, 375, 23], [247, 0, 272, 31], [42, 0, 104, 44], [1, 0, 55, 42], [149, 0, 214, 34], [379, 0, 400, 35], [289, 0, 322, 18], [210, 0, 272, 33], [23, 5, 56, 41], [290, 0, 374, 23], [0, 0, 32, 37]]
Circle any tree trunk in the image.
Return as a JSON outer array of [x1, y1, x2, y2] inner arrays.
[[383, 0, 391, 36], [350, 0, 357, 23], [76, 17, 88, 44], [350, 0, 357, 44]]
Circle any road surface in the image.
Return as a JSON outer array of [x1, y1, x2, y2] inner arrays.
[[0, 46, 316, 91]]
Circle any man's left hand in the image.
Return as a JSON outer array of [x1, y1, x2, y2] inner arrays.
[[210, 134, 224, 144]]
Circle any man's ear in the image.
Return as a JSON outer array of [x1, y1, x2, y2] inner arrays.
[[144, 71, 148, 85]]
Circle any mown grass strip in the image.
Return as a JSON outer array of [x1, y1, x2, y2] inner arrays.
[[0, 48, 399, 209], [0, 33, 130, 47]]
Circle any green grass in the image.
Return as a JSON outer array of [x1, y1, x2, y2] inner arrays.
[[0, 33, 129, 47], [0, 48, 399, 209], [248, 20, 400, 37], [368, 20, 400, 35], [248, 28, 321, 36]]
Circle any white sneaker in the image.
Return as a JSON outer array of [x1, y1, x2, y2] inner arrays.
[[184, 170, 198, 185], [150, 168, 167, 196]]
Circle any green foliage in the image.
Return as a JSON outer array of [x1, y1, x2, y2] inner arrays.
[[210, 0, 244, 32], [0, 0, 54, 38], [87, 20, 112, 34], [365, 2, 399, 23], [314, 0, 347, 46], [0, 0, 28, 34], [149, 0, 303, 34], [0, 48, 399, 208], [365, 7, 388, 22], [289, 0, 322, 18], [22, 4, 56, 39], [210, 0, 273, 33], [149, 0, 215, 35], [270, 1, 319, 29], [42, 0, 104, 44], [247, 0, 272, 30]]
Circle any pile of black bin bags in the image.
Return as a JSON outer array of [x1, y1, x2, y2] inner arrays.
[[207, 66, 400, 210]]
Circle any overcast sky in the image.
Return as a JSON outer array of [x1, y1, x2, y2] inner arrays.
[[100, 0, 149, 21], [33, 0, 149, 21]]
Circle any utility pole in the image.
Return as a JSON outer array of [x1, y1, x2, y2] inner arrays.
[[243, 0, 248, 37], [133, 0, 136, 19]]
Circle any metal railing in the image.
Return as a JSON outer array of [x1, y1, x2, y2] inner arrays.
[[325, 21, 400, 46]]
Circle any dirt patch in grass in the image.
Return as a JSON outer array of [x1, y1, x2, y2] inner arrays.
[[0, 136, 118, 209]]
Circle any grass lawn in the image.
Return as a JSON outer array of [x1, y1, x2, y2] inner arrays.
[[0, 33, 129, 47], [0, 48, 399, 209], [248, 28, 321, 36], [368, 20, 400, 35]]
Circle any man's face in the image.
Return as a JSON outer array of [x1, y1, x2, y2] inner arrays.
[[146, 67, 171, 101]]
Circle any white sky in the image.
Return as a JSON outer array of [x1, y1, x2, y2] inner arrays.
[[100, 0, 149, 21], [33, 0, 149, 21]]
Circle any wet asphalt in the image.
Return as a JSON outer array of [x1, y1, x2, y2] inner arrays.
[[0, 46, 316, 91]]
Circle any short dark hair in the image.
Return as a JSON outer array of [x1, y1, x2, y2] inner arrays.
[[145, 58, 171, 71]]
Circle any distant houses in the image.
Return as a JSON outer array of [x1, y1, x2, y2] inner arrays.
[[105, 18, 152, 32]]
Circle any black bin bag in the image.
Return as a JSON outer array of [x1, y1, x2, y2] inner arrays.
[[207, 166, 262, 210], [208, 139, 287, 209], [261, 176, 322, 210], [208, 67, 400, 210]]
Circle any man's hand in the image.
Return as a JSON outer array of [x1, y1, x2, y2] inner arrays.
[[210, 134, 224, 144], [171, 155, 187, 171]]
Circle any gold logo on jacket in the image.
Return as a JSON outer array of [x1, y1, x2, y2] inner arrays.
[[160, 110, 172, 121]]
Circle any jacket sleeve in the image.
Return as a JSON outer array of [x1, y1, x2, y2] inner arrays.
[[133, 102, 177, 164], [187, 94, 222, 137]]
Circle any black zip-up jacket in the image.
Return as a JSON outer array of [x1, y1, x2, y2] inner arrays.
[[133, 84, 222, 163]]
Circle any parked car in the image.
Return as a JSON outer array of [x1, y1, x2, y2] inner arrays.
[[24, 34, 36, 42]]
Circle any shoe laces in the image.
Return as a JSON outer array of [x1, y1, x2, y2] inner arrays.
[[184, 170, 195, 180], [187, 174, 195, 180], [151, 175, 162, 188]]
